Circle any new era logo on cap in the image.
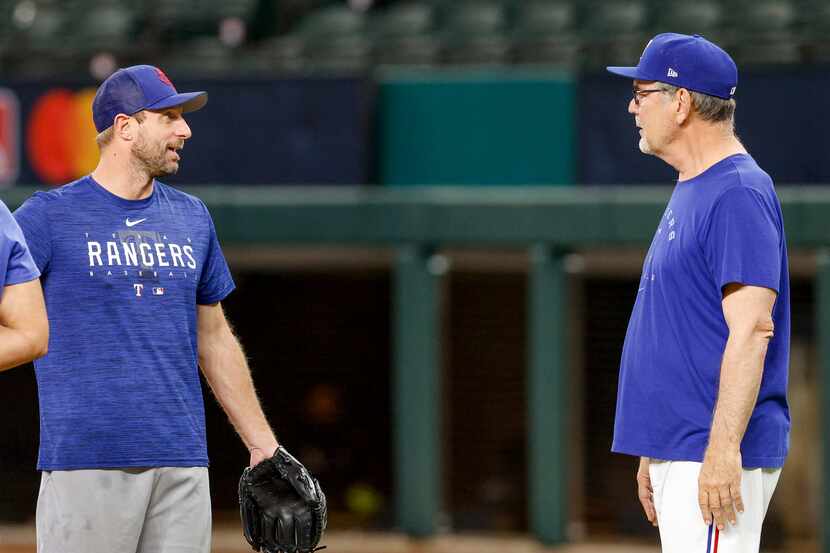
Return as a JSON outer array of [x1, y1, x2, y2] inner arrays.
[[667, 68, 679, 78]]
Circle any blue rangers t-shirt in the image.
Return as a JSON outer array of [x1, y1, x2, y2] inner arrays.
[[613, 154, 790, 468], [0, 200, 39, 289], [14, 176, 235, 470]]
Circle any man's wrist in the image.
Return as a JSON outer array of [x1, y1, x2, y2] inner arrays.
[[705, 436, 741, 456], [247, 439, 279, 457], [707, 417, 742, 450]]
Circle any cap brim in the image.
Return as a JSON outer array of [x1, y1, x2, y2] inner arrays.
[[606, 66, 643, 79], [146, 91, 208, 114]]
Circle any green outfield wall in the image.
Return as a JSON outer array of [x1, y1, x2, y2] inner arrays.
[[378, 72, 575, 186], [4, 186, 829, 548]]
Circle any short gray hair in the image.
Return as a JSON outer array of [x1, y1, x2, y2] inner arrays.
[[659, 84, 736, 124]]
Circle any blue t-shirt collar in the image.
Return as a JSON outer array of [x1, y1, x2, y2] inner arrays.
[[677, 153, 749, 185], [85, 175, 157, 211]]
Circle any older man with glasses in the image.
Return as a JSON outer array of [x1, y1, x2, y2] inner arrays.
[[607, 33, 790, 553]]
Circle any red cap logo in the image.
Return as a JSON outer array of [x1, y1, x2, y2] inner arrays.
[[155, 68, 174, 88]]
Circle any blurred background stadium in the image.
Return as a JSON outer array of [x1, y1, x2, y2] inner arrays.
[[0, 0, 827, 552]]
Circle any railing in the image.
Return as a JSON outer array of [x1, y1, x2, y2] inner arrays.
[[5, 185, 828, 547]]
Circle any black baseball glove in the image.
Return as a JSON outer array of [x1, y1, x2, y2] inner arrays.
[[239, 446, 327, 553]]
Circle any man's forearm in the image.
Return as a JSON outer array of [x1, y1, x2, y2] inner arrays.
[[0, 324, 47, 371], [708, 328, 770, 448], [199, 326, 277, 452]]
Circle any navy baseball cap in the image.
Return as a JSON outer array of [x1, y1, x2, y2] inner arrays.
[[92, 65, 208, 132], [607, 33, 737, 100]]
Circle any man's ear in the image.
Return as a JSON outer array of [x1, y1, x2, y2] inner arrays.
[[675, 88, 692, 125], [114, 113, 134, 141]]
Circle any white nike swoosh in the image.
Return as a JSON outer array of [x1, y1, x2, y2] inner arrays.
[[125, 218, 147, 227]]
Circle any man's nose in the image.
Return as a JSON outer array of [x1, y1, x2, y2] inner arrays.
[[176, 118, 192, 139]]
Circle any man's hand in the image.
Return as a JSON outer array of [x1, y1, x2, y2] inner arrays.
[[239, 446, 327, 553], [248, 443, 279, 467], [698, 444, 744, 530], [636, 457, 658, 527]]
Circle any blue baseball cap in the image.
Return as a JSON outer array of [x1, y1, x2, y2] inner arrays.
[[607, 33, 737, 100], [92, 65, 208, 132]]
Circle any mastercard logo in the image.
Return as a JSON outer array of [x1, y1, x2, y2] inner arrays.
[[27, 88, 99, 185]]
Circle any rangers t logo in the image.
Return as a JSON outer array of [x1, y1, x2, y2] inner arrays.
[[155, 68, 174, 88]]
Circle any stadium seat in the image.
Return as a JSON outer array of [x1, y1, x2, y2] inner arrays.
[[582, 0, 648, 35], [373, 2, 435, 36], [581, 0, 649, 68], [729, 0, 795, 32], [442, 0, 506, 34], [0, 0, 96, 75], [514, 0, 575, 34], [151, 0, 194, 24], [207, 0, 258, 20], [244, 34, 307, 74], [0, 0, 21, 51], [651, 0, 724, 36], [726, 0, 800, 64], [296, 5, 371, 72], [146, 0, 255, 44], [440, 1, 510, 66], [150, 0, 208, 39], [19, 1, 66, 51], [800, 0, 830, 62], [161, 37, 235, 76], [372, 2, 439, 67], [256, 0, 337, 38], [512, 1, 579, 67], [297, 4, 367, 37], [443, 34, 510, 65], [305, 35, 372, 72], [72, 3, 135, 52], [375, 33, 442, 66]]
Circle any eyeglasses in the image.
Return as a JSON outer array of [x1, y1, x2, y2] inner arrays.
[[632, 88, 665, 106]]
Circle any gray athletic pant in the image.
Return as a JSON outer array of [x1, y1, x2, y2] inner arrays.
[[36, 467, 211, 553]]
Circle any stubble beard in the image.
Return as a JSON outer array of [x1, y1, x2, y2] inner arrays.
[[131, 133, 178, 178], [638, 135, 654, 155]]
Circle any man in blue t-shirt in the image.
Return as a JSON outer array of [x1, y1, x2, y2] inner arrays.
[[607, 35, 790, 552], [0, 202, 48, 372], [14, 65, 284, 553]]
